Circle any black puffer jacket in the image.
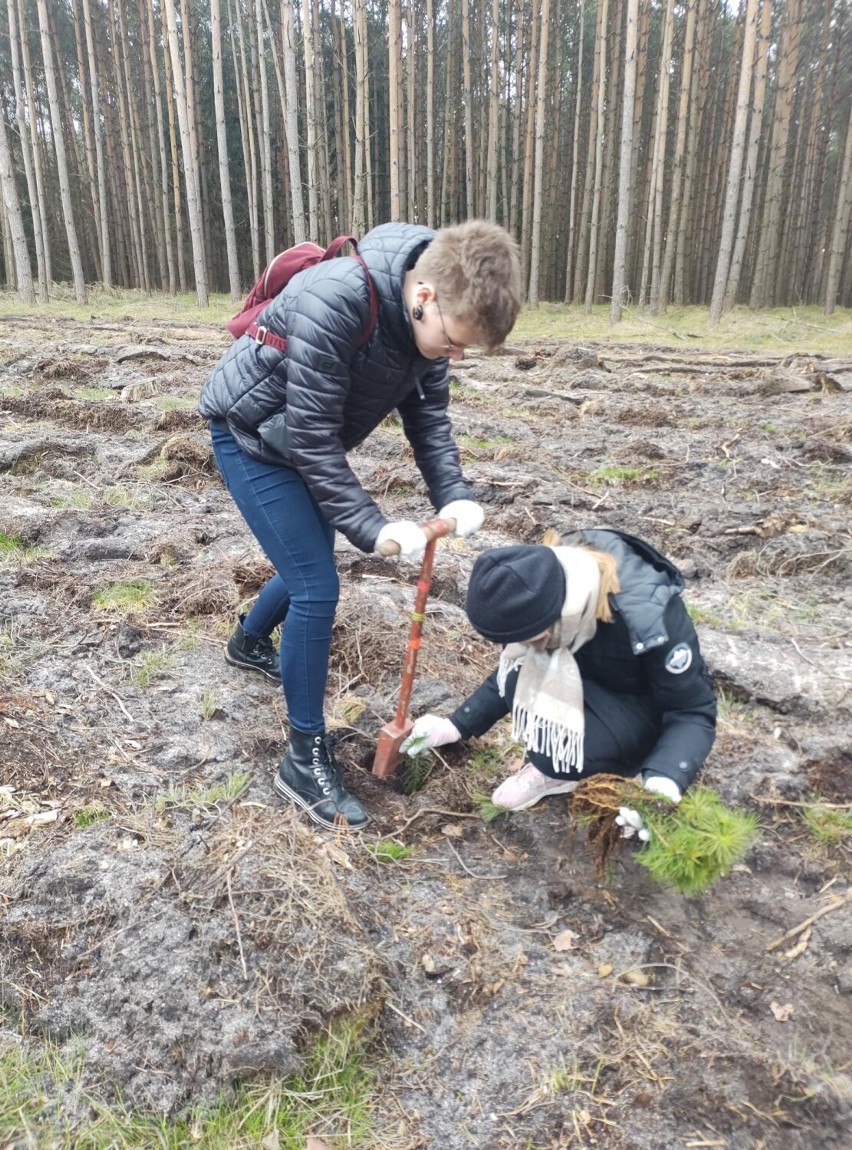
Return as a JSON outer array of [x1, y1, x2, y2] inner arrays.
[[451, 530, 717, 791], [199, 223, 471, 552]]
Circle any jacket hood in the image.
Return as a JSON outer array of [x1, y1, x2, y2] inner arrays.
[[566, 528, 685, 655], [356, 223, 435, 350]]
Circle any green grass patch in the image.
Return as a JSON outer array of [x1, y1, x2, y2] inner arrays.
[[801, 802, 852, 846], [0, 532, 47, 563], [0, 1016, 377, 1149], [49, 490, 93, 509], [588, 465, 659, 487], [512, 302, 852, 356], [156, 771, 251, 815], [74, 802, 110, 828], [154, 395, 199, 411], [92, 581, 155, 614], [366, 838, 414, 863], [76, 387, 115, 401], [128, 650, 176, 688]]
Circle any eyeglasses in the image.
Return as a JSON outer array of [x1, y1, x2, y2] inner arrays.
[[434, 299, 467, 357]]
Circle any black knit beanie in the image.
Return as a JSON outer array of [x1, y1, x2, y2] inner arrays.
[[466, 546, 566, 644]]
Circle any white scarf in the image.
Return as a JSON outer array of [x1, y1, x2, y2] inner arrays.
[[496, 547, 600, 775]]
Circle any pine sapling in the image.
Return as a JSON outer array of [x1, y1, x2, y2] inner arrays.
[[570, 775, 759, 895]]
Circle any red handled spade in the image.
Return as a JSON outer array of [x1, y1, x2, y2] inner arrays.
[[371, 517, 456, 778]]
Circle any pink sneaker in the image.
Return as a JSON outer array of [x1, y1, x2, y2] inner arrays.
[[491, 762, 579, 811]]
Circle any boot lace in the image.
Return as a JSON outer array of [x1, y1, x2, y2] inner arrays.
[[310, 735, 336, 797]]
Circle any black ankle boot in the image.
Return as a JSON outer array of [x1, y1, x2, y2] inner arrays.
[[225, 616, 280, 682], [275, 727, 369, 830]]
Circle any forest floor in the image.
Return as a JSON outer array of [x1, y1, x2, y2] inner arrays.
[[0, 310, 851, 1149]]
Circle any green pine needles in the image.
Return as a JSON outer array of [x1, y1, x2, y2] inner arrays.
[[635, 787, 759, 896], [571, 776, 759, 896]]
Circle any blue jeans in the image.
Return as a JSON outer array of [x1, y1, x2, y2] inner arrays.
[[210, 421, 338, 733]]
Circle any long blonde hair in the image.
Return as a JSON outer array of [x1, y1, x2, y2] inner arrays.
[[541, 529, 620, 623]]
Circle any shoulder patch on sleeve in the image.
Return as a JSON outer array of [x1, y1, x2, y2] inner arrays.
[[664, 642, 693, 674]]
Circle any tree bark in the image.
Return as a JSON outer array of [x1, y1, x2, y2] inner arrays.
[[389, 0, 403, 220], [610, 0, 639, 322], [7, 0, 48, 298], [824, 100, 852, 314], [583, 0, 610, 311], [212, 0, 242, 298], [709, 0, 760, 324], [35, 0, 87, 302], [163, 0, 209, 305], [0, 107, 35, 302], [16, 0, 52, 287], [528, 0, 551, 307]]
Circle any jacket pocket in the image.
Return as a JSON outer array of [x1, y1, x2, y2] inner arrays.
[[257, 412, 293, 462]]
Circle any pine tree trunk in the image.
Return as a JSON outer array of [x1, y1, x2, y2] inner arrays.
[[302, 0, 320, 239], [7, 0, 48, 298], [749, 0, 801, 308], [115, 0, 151, 289], [521, 0, 540, 292], [824, 100, 852, 314], [231, 0, 260, 274], [528, 0, 551, 306], [70, 0, 102, 283], [406, 0, 416, 220], [583, 0, 610, 311], [136, 0, 168, 290], [163, 0, 209, 305], [723, 0, 772, 312], [486, 0, 500, 221], [276, 0, 305, 243], [211, 0, 242, 298], [0, 108, 34, 301], [709, 0, 760, 324], [35, 0, 87, 301], [656, 0, 699, 313], [251, 0, 275, 260], [641, 0, 674, 311], [564, 0, 582, 300], [461, 0, 475, 218], [16, 0, 52, 287], [389, 0, 403, 220], [426, 0, 436, 226], [352, 0, 368, 232], [610, 0, 639, 322]]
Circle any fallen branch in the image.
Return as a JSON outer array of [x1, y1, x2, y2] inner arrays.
[[766, 890, 851, 952], [81, 662, 136, 724]]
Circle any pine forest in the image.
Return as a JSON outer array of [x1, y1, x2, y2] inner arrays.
[[0, 0, 850, 318]]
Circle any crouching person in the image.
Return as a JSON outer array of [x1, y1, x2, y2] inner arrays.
[[401, 529, 716, 813]]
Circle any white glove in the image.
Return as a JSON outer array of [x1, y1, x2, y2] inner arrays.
[[399, 714, 461, 756], [643, 775, 682, 803], [616, 775, 682, 841], [438, 499, 484, 538], [376, 521, 428, 563], [615, 806, 651, 842]]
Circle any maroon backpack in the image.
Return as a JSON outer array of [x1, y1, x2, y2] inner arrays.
[[227, 235, 378, 352]]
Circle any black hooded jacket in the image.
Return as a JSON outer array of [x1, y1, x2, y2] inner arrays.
[[199, 223, 471, 552], [451, 530, 717, 791]]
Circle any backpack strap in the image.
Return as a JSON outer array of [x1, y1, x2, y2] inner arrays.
[[319, 236, 379, 349], [247, 236, 378, 353]]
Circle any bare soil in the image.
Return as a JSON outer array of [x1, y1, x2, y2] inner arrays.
[[1, 313, 851, 1149]]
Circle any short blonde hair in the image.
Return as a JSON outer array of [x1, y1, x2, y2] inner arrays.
[[414, 220, 522, 348]]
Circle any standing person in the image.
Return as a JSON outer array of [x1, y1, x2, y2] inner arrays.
[[200, 221, 522, 830], [401, 529, 716, 825]]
